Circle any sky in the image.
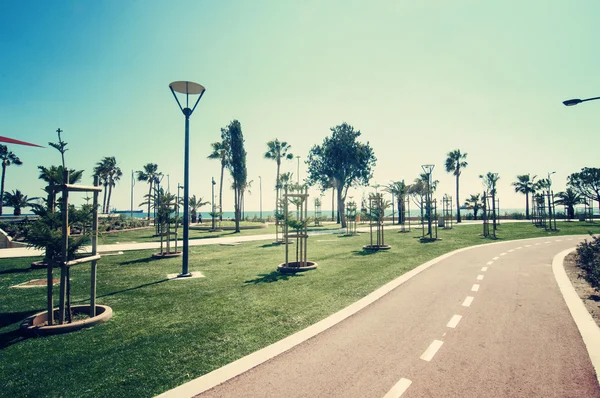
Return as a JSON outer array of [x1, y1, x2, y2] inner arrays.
[[1, 0, 599, 216]]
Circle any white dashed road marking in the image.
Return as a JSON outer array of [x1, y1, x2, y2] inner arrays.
[[493, 256, 499, 260], [481, 267, 488, 272], [508, 249, 514, 252], [472, 284, 480, 292], [556, 239, 562, 242], [535, 243, 541, 246], [477, 275, 484, 280], [500, 252, 507, 256], [446, 315, 462, 328], [420, 340, 444, 362], [486, 261, 493, 265], [525, 244, 532, 247], [545, 241, 551, 244], [462, 296, 474, 307], [516, 247, 522, 250], [383, 378, 412, 398]]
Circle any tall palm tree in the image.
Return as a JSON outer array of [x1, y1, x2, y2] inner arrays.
[[136, 163, 161, 221], [464, 193, 482, 220], [2, 189, 37, 216], [93, 160, 109, 213], [512, 174, 536, 219], [188, 195, 210, 223], [0, 145, 23, 216], [207, 138, 230, 221], [555, 188, 582, 220], [444, 149, 468, 223], [105, 158, 122, 213], [384, 180, 408, 224], [480, 172, 500, 233], [264, 139, 293, 219]]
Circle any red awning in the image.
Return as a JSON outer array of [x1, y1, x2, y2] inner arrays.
[[0, 136, 44, 147]]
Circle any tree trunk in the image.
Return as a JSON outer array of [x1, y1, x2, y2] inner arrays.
[[219, 163, 225, 221], [234, 187, 241, 232], [492, 192, 497, 234], [456, 174, 461, 223], [337, 188, 346, 229], [147, 182, 152, 220], [14, 207, 20, 216], [525, 192, 530, 220], [0, 163, 6, 216], [106, 183, 113, 214], [102, 183, 108, 213]]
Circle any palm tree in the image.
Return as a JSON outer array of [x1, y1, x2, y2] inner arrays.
[[93, 160, 109, 213], [264, 139, 293, 226], [105, 158, 122, 213], [188, 195, 210, 223], [2, 189, 37, 215], [207, 138, 230, 221], [0, 145, 23, 216], [555, 188, 582, 220], [480, 172, 500, 233], [512, 174, 536, 219], [136, 163, 161, 221], [384, 180, 408, 224], [445, 149, 468, 223], [464, 193, 482, 220]]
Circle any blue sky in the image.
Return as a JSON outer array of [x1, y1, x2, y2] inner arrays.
[[1, 0, 599, 214]]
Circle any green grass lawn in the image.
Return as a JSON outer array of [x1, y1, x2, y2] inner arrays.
[[97, 222, 345, 245], [1, 222, 598, 397]]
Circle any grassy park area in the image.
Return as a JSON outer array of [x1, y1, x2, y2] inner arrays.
[[2, 222, 599, 397]]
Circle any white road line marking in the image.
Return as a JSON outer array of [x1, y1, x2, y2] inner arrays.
[[535, 243, 541, 245], [462, 296, 474, 307], [420, 340, 444, 361], [493, 256, 499, 260], [525, 244, 532, 247], [383, 378, 412, 398], [556, 239, 562, 242], [568, 238, 573, 241], [472, 284, 480, 292], [443, 332, 446, 336], [447, 315, 462, 328], [486, 261, 493, 265], [508, 249, 514, 252], [500, 252, 507, 256], [481, 267, 488, 272], [545, 241, 551, 244], [477, 274, 484, 280]]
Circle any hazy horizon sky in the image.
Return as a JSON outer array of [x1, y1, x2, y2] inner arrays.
[[1, 1, 599, 215]]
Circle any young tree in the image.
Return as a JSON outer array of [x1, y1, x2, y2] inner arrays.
[[136, 163, 161, 220], [2, 189, 37, 216], [555, 188, 582, 220], [94, 157, 122, 213], [207, 134, 230, 221], [512, 174, 536, 220], [568, 167, 600, 212], [264, 139, 294, 222], [384, 180, 409, 224], [480, 172, 500, 232], [306, 122, 376, 228], [444, 149, 468, 222], [464, 193, 482, 220], [0, 145, 23, 216], [225, 120, 247, 233], [188, 195, 210, 223]]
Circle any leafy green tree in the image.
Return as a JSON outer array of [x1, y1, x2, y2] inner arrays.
[[306, 123, 376, 228], [224, 120, 247, 232], [0, 145, 23, 216], [2, 189, 37, 215], [464, 193, 482, 220], [480, 172, 500, 232], [384, 180, 409, 224], [207, 134, 230, 221], [512, 174, 536, 219], [37, 165, 84, 210], [94, 156, 122, 213], [264, 139, 293, 223], [568, 167, 600, 212], [555, 188, 582, 219], [444, 149, 468, 222], [136, 163, 161, 220], [188, 195, 210, 223]]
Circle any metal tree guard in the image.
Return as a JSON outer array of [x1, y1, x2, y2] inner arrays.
[[314, 197, 322, 226], [345, 200, 357, 235], [169, 80, 206, 278]]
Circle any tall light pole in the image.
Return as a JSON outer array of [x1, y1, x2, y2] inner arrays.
[[259, 176, 262, 221], [130, 170, 135, 218], [296, 156, 300, 184], [421, 164, 435, 238], [563, 96, 600, 106], [169, 81, 206, 278], [211, 177, 216, 230], [167, 174, 170, 194]]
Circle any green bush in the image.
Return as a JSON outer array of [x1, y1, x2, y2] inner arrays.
[[576, 235, 600, 291]]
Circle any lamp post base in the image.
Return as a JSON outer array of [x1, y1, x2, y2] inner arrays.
[[176, 272, 192, 278]]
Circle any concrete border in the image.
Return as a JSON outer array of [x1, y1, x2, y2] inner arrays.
[[157, 236, 568, 398], [553, 248, 600, 383]]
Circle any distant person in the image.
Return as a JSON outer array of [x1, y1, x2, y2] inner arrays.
[[198, 213, 203, 224]]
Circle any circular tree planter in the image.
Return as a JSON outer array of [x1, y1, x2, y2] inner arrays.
[[152, 251, 182, 259], [30, 261, 51, 269], [362, 245, 391, 251], [20, 305, 112, 336], [277, 261, 318, 273]]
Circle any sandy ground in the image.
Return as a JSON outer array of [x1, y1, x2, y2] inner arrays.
[[564, 251, 600, 328]]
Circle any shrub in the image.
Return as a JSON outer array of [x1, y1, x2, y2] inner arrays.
[[576, 234, 600, 291]]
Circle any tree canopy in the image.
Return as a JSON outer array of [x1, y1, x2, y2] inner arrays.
[[568, 167, 600, 211], [224, 120, 247, 232]]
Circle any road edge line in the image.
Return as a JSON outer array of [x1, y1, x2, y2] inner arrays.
[[552, 247, 600, 384]]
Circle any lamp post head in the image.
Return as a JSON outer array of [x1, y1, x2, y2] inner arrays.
[[421, 164, 435, 175], [169, 81, 206, 116], [563, 99, 582, 106]]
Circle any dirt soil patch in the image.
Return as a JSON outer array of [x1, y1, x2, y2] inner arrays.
[[12, 278, 60, 288], [564, 252, 600, 328]]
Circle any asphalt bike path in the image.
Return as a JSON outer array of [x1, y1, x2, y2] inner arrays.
[[190, 236, 600, 398]]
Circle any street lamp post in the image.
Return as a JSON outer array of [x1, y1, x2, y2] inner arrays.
[[296, 156, 300, 184], [259, 176, 262, 221], [421, 164, 435, 238], [548, 171, 556, 230], [563, 96, 600, 106], [169, 81, 206, 278], [130, 170, 135, 219], [211, 177, 216, 230]]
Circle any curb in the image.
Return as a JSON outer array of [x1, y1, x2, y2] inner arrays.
[[553, 248, 600, 384]]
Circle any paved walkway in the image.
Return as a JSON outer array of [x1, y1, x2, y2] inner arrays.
[[159, 235, 600, 398]]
